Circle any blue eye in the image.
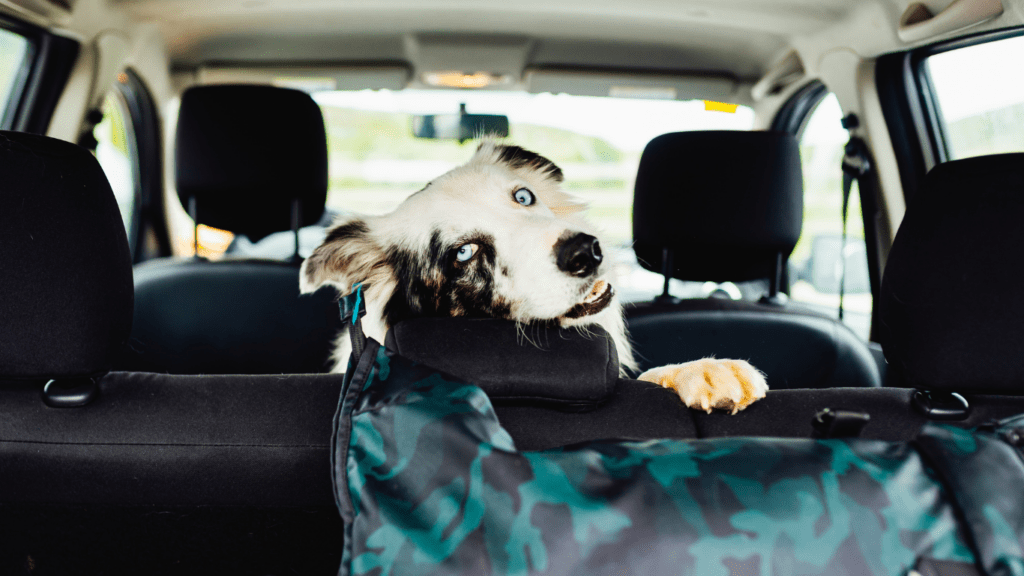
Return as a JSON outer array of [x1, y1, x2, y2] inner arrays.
[[456, 243, 478, 262], [514, 188, 535, 206]]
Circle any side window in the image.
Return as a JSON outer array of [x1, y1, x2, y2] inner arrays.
[[93, 88, 139, 251], [925, 34, 1024, 161], [0, 27, 30, 126], [789, 93, 872, 341]]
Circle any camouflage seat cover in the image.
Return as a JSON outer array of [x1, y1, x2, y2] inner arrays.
[[332, 337, 1024, 576]]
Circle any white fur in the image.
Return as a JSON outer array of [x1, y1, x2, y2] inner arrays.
[[300, 139, 636, 374]]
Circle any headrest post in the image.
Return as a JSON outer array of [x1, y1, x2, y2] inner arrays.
[[188, 195, 200, 259], [759, 252, 788, 306], [290, 198, 302, 263], [654, 248, 680, 305], [769, 252, 781, 298]]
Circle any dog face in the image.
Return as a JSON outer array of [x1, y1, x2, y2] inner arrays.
[[300, 141, 617, 331]]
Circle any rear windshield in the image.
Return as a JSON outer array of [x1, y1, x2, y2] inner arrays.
[[181, 88, 754, 301], [313, 89, 754, 301], [313, 89, 753, 248]]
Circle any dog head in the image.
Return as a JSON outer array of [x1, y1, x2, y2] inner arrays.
[[300, 140, 617, 332]]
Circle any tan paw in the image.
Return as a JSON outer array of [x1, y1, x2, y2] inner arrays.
[[638, 359, 768, 414]]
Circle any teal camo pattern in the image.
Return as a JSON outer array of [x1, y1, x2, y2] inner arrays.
[[916, 418, 1024, 576], [336, 343, 976, 576]]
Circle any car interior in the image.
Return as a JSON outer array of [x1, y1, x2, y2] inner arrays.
[[2, 0, 1024, 573]]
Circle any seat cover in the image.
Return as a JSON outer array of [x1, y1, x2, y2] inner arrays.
[[332, 334, 1024, 576]]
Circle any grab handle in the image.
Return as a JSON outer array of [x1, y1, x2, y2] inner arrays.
[[898, 0, 1003, 43]]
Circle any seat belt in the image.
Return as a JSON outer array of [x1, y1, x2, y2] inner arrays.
[[838, 113, 871, 321], [339, 282, 368, 359]]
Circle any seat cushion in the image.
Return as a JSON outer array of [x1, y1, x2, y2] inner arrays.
[[121, 258, 342, 374], [627, 300, 881, 389]]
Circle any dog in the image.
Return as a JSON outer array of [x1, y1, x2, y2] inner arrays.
[[300, 140, 767, 414]]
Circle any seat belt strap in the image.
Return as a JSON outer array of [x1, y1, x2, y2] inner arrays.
[[339, 283, 368, 360], [839, 114, 871, 321]]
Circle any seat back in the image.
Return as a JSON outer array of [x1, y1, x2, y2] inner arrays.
[[880, 153, 1024, 394], [626, 131, 881, 388], [122, 84, 341, 374]]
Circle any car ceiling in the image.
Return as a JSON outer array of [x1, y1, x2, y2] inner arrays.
[[107, 0, 894, 80], [2, 0, 1023, 103]]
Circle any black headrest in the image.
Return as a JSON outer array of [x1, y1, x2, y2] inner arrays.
[[175, 85, 328, 241], [880, 153, 1024, 393], [632, 131, 803, 282], [0, 131, 133, 379], [385, 318, 619, 411]]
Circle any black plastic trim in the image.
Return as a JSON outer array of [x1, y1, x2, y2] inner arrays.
[[10, 29, 79, 135], [0, 16, 41, 130], [116, 68, 172, 261], [770, 80, 829, 136], [876, 51, 933, 205]]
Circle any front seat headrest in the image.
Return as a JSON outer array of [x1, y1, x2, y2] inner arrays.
[[632, 131, 803, 282], [0, 131, 133, 379], [880, 153, 1024, 393], [175, 84, 328, 241]]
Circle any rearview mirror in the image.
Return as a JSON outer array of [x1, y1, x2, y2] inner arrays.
[[412, 110, 510, 141]]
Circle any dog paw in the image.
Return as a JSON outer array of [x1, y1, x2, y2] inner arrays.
[[638, 359, 768, 414]]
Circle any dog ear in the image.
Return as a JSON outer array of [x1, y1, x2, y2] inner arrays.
[[300, 217, 386, 295]]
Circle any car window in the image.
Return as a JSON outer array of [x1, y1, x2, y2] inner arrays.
[[0, 27, 30, 126], [93, 88, 139, 251], [925, 34, 1024, 161], [789, 93, 872, 341]]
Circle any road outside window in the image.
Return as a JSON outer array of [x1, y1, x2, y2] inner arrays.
[[926, 34, 1024, 160]]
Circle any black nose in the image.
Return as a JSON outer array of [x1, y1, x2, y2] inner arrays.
[[556, 233, 603, 277]]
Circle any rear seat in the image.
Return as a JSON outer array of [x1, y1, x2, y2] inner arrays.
[[119, 84, 341, 374], [3, 127, 1024, 571], [0, 131, 344, 574], [626, 131, 882, 389]]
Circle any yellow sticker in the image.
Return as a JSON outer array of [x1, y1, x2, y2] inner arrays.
[[704, 100, 739, 113]]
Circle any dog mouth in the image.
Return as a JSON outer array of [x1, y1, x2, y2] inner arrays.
[[563, 280, 614, 319]]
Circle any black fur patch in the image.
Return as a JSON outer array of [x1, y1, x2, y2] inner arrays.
[[382, 228, 511, 327], [493, 145, 564, 182], [305, 220, 371, 285], [324, 220, 370, 245]]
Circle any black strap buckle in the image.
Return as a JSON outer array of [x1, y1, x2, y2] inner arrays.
[[42, 377, 99, 408], [812, 408, 871, 439], [912, 390, 971, 421]]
